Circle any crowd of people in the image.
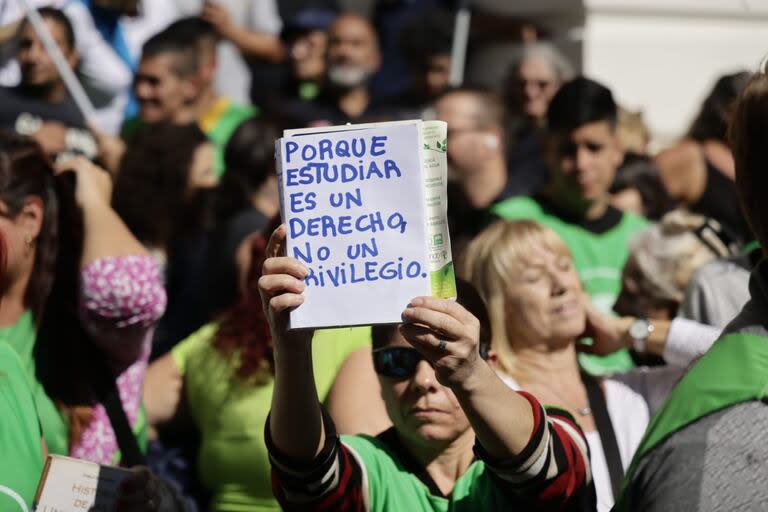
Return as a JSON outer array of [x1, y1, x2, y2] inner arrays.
[[0, 1, 767, 511]]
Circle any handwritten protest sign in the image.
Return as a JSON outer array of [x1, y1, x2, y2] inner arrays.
[[277, 120, 453, 329]]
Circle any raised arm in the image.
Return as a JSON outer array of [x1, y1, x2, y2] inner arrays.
[[400, 296, 593, 508], [202, 2, 285, 64], [54, 157, 147, 266], [259, 225, 323, 461], [54, 158, 164, 363]]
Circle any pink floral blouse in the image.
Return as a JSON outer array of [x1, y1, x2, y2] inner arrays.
[[69, 255, 166, 465]]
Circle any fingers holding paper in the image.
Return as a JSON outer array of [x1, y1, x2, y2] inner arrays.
[[400, 296, 483, 388], [258, 225, 313, 345]]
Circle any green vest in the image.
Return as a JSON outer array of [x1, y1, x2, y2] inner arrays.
[[615, 332, 768, 510], [491, 196, 648, 374]]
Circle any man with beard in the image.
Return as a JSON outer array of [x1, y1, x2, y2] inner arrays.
[[0, 7, 98, 159], [280, 13, 386, 127]]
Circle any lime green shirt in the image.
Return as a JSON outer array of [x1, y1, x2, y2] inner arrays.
[[0, 311, 68, 456], [172, 324, 371, 512], [492, 196, 648, 374], [0, 343, 44, 512]]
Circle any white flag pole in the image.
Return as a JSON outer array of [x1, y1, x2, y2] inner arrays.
[[19, 0, 96, 122], [448, 3, 471, 87]]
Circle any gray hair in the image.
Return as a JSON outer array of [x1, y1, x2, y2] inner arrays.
[[627, 210, 737, 303], [510, 42, 575, 83]]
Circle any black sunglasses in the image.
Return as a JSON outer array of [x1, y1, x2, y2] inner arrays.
[[372, 347, 425, 379], [372, 345, 488, 379]]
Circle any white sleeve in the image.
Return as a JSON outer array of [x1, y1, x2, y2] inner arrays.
[[611, 318, 720, 416], [662, 317, 721, 368], [248, 0, 282, 35], [63, 2, 132, 98]]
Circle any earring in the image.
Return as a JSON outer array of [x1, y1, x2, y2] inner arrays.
[[24, 234, 34, 248]]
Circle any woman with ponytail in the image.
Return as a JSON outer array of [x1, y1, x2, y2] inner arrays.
[[0, 131, 165, 465]]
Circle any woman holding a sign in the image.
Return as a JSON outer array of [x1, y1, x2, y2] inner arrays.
[[259, 224, 595, 511]]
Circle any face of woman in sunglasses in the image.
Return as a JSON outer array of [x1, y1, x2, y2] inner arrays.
[[378, 332, 472, 447], [504, 245, 586, 347]]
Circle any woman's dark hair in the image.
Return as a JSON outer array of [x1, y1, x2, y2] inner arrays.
[[547, 76, 617, 134], [0, 132, 64, 322], [215, 117, 281, 223], [689, 71, 750, 143], [371, 278, 492, 360], [113, 122, 211, 248], [0, 132, 96, 445], [610, 152, 674, 221], [212, 216, 282, 381], [730, 69, 768, 254]]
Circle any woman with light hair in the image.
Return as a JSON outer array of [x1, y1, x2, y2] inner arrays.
[[614, 209, 738, 320], [462, 218, 722, 512]]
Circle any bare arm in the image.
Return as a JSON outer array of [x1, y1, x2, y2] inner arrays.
[[259, 225, 323, 461], [54, 157, 147, 267], [202, 3, 285, 63], [142, 353, 184, 429], [325, 346, 392, 436], [400, 297, 535, 458], [655, 140, 706, 205]]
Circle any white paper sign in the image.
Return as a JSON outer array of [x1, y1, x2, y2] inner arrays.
[[278, 122, 431, 328]]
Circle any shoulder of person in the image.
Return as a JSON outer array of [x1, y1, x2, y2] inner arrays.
[[654, 140, 703, 197], [490, 195, 543, 220], [631, 401, 768, 511]]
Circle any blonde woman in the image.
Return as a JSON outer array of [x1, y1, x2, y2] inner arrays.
[[462, 219, 720, 512]]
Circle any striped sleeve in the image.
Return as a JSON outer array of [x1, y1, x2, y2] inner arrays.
[[474, 391, 594, 510], [265, 408, 368, 512]]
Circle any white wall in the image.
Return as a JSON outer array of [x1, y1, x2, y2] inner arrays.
[[471, 0, 768, 148], [583, 0, 768, 147]]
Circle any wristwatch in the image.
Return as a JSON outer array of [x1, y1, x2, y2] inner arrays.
[[628, 318, 654, 353]]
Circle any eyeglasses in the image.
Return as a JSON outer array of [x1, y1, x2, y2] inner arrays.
[[372, 347, 426, 379], [515, 79, 554, 90]]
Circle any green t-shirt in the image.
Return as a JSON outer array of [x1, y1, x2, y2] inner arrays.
[[0, 343, 44, 512], [122, 98, 258, 177], [0, 311, 147, 462], [171, 324, 371, 512], [341, 434, 514, 511], [0, 311, 68, 456], [491, 196, 648, 374]]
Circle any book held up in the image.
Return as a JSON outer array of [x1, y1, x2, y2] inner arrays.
[[276, 119, 456, 329], [34, 455, 131, 512]]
